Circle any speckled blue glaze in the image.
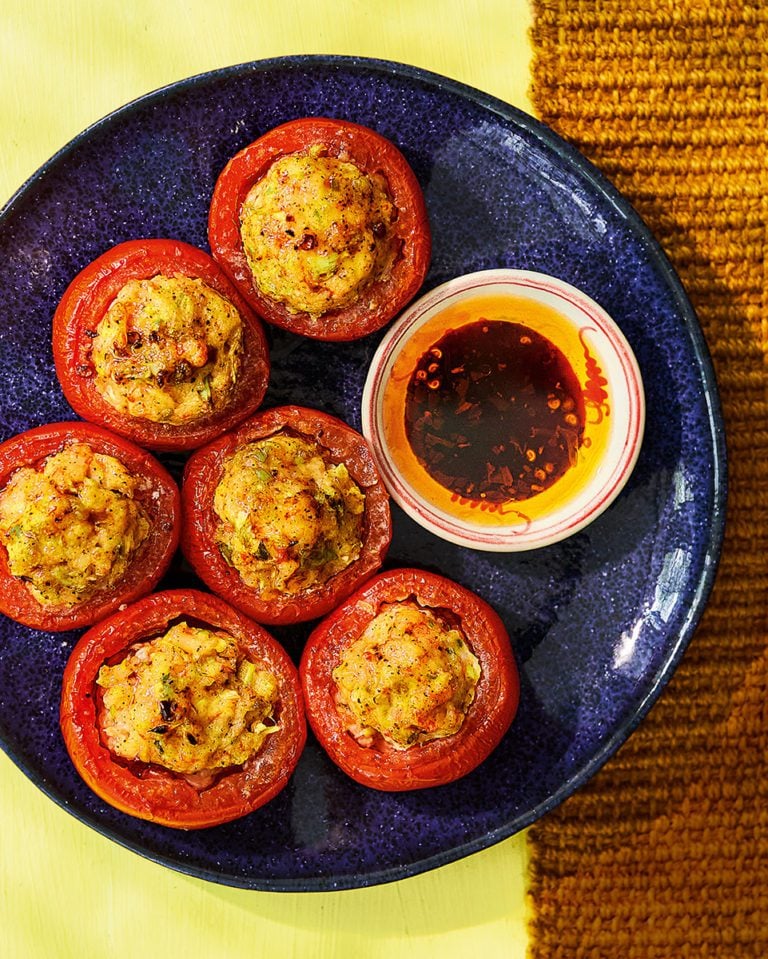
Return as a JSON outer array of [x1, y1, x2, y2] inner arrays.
[[0, 56, 726, 891]]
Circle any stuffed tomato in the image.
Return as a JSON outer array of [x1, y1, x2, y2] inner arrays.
[[0, 421, 179, 631], [60, 589, 306, 829], [180, 405, 392, 626], [300, 568, 519, 791], [208, 116, 431, 341], [52, 238, 270, 451]]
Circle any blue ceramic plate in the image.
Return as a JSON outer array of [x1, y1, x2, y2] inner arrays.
[[0, 56, 726, 890]]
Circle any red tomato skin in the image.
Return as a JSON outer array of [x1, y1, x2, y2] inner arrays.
[[207, 116, 432, 341], [0, 421, 180, 632], [52, 238, 271, 452], [180, 405, 392, 626], [60, 589, 307, 829], [300, 568, 520, 792]]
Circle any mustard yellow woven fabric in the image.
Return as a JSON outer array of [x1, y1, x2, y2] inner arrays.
[[527, 2, 768, 956]]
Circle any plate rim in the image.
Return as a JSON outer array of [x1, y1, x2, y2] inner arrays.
[[0, 53, 728, 892]]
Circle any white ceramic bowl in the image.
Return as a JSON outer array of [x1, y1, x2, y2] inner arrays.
[[362, 269, 645, 551]]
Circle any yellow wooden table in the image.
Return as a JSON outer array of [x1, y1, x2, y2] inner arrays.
[[0, 2, 534, 956]]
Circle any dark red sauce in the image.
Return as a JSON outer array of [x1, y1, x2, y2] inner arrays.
[[404, 319, 585, 503]]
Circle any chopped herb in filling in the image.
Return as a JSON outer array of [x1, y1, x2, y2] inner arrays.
[[240, 146, 398, 316], [332, 601, 481, 749], [0, 442, 150, 606], [213, 433, 365, 599], [97, 622, 280, 774], [91, 274, 244, 424]]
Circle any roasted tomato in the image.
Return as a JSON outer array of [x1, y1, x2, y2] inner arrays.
[[60, 589, 306, 829], [52, 238, 271, 451], [0, 421, 179, 632], [180, 405, 392, 626], [208, 116, 431, 341], [300, 568, 519, 791]]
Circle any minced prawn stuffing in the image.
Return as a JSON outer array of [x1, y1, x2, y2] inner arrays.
[[96, 622, 280, 775], [332, 601, 481, 750], [91, 274, 244, 424], [0, 442, 150, 606], [239, 146, 398, 316], [213, 433, 366, 600]]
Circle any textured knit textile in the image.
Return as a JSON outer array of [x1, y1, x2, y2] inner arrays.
[[527, 2, 768, 956]]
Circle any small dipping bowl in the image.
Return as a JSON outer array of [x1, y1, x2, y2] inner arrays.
[[361, 269, 645, 551]]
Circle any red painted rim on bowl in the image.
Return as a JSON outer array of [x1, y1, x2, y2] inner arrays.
[[361, 269, 645, 551]]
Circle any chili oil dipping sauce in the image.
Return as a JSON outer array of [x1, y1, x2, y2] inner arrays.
[[361, 269, 645, 551]]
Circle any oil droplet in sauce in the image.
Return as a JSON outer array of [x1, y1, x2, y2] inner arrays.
[[404, 319, 585, 504]]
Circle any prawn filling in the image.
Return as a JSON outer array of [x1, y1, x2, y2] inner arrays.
[[96, 622, 280, 775], [91, 274, 244, 424], [239, 146, 399, 316], [213, 434, 366, 600], [332, 601, 481, 750], [0, 442, 150, 607]]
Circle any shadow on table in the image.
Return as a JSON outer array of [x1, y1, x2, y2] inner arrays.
[[193, 831, 529, 940]]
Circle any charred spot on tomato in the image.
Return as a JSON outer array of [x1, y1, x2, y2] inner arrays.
[[332, 600, 481, 750], [212, 432, 366, 600], [239, 146, 399, 317], [90, 274, 244, 426], [0, 441, 151, 607], [95, 621, 280, 779], [405, 319, 586, 503]]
